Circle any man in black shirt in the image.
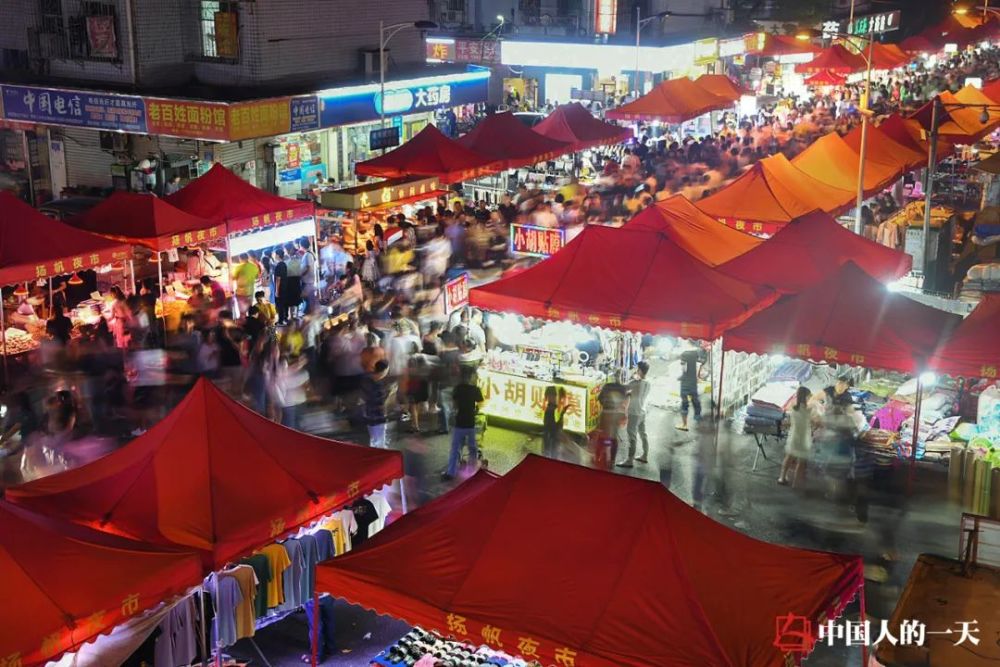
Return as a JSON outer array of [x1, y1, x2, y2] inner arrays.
[[678, 347, 704, 431], [444, 367, 483, 480]]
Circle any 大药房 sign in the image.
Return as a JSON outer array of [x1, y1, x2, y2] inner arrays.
[[320, 73, 489, 127], [510, 224, 565, 257], [445, 273, 469, 314]]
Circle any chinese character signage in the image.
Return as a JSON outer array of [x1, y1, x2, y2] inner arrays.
[[478, 369, 597, 433], [369, 126, 400, 151], [594, 0, 618, 34], [715, 216, 780, 237], [228, 98, 291, 141], [320, 175, 441, 211], [214, 11, 239, 58], [0, 85, 147, 132], [719, 37, 747, 58], [290, 96, 320, 131], [445, 273, 469, 314], [841, 10, 901, 36], [426, 39, 456, 62], [146, 99, 229, 140], [427, 39, 501, 64], [319, 72, 489, 127], [510, 223, 565, 257]]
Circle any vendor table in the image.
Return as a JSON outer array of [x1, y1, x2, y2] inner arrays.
[[478, 368, 602, 434]]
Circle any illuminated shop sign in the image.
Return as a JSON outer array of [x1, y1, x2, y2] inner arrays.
[[509, 224, 565, 257]]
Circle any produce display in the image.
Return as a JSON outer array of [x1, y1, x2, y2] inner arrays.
[[2, 327, 39, 356]]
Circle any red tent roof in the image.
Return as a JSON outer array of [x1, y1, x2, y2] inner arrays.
[[165, 163, 315, 234], [795, 44, 866, 74], [981, 77, 1000, 103], [693, 74, 747, 102], [623, 194, 761, 266], [1, 499, 202, 666], [316, 455, 864, 667], [842, 123, 927, 172], [696, 154, 855, 234], [457, 112, 570, 169], [899, 32, 945, 54], [718, 210, 912, 293], [877, 113, 954, 159], [0, 191, 130, 286], [870, 42, 911, 69], [6, 378, 403, 569], [758, 34, 820, 57], [804, 70, 848, 86], [355, 124, 502, 184], [791, 132, 901, 196], [606, 77, 731, 123], [930, 294, 1000, 378], [469, 225, 777, 339], [68, 191, 225, 251], [724, 263, 962, 373], [910, 91, 1000, 145], [532, 103, 632, 152]]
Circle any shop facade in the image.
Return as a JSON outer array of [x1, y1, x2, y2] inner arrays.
[[0, 67, 490, 200]]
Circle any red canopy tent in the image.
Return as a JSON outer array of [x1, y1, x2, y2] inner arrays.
[[898, 32, 946, 54], [315, 455, 864, 667], [718, 210, 912, 293], [758, 34, 820, 57], [0, 191, 129, 286], [692, 73, 747, 103], [6, 378, 403, 569], [696, 154, 855, 235], [606, 76, 731, 123], [981, 77, 1000, 103], [869, 42, 911, 69], [166, 163, 315, 234], [795, 44, 866, 74], [532, 103, 632, 152], [723, 263, 962, 373], [878, 113, 953, 159], [791, 132, 902, 197], [68, 191, 225, 251], [457, 111, 570, 169], [469, 225, 776, 339], [804, 70, 848, 87], [929, 294, 1000, 378], [354, 124, 502, 184], [910, 91, 1000, 145], [1, 499, 202, 667], [623, 194, 761, 266], [842, 123, 927, 172]]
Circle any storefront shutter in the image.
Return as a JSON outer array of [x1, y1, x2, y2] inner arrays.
[[62, 128, 117, 189]]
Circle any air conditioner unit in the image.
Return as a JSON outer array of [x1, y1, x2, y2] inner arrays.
[[360, 48, 387, 76]]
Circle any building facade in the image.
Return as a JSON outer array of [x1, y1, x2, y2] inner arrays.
[[0, 0, 489, 202]]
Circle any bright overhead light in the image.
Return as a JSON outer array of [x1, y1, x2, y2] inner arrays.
[[954, 5, 970, 15], [497, 14, 505, 22], [795, 32, 811, 41], [919, 372, 938, 386], [980, 107, 991, 124]]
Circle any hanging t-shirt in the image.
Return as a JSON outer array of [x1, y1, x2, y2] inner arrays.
[[295, 533, 320, 608], [238, 553, 271, 619], [367, 491, 392, 537], [350, 499, 378, 547], [314, 528, 335, 562], [222, 564, 258, 640], [278, 538, 306, 611], [154, 595, 198, 667], [256, 544, 292, 608], [204, 572, 243, 648]]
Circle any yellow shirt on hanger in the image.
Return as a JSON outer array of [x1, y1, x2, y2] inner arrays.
[[256, 544, 292, 608]]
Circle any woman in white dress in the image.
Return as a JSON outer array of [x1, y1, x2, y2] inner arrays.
[[779, 386, 817, 486]]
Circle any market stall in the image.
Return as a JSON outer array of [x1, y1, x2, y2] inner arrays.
[[723, 263, 964, 464], [791, 132, 903, 197], [0, 191, 129, 376], [794, 44, 866, 75], [911, 90, 1000, 145], [692, 73, 747, 103], [0, 499, 203, 666], [606, 76, 732, 123], [315, 455, 866, 667], [531, 102, 632, 153], [696, 154, 855, 236], [319, 175, 449, 255], [354, 124, 503, 183], [717, 210, 913, 293], [842, 123, 927, 174]]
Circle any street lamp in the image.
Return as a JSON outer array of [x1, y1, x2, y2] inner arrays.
[[634, 9, 671, 96], [953, 3, 1000, 20], [379, 20, 439, 130], [798, 29, 875, 235]]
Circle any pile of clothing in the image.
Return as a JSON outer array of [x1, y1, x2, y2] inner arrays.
[[372, 628, 537, 667], [961, 262, 1000, 300], [738, 360, 839, 434]]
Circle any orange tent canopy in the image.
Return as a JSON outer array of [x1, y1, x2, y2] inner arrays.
[[910, 91, 1000, 145], [696, 154, 855, 234], [6, 378, 404, 569], [623, 194, 761, 266], [792, 132, 901, 196], [693, 74, 747, 103], [954, 84, 1000, 125], [795, 44, 866, 74], [842, 123, 926, 172], [758, 34, 820, 57], [870, 42, 911, 69], [1, 500, 203, 667], [606, 77, 731, 123]]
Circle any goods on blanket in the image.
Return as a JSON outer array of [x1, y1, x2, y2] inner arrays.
[[372, 628, 535, 667], [2, 327, 39, 356]]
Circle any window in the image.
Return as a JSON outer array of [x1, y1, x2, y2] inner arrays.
[[35, 0, 118, 61], [200, 0, 240, 59]]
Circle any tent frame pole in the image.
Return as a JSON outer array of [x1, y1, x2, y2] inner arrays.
[[859, 582, 868, 666], [715, 342, 726, 421], [129, 258, 136, 295], [906, 376, 924, 495], [199, 585, 209, 666]]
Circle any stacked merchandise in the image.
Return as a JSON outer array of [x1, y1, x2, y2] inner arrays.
[[961, 263, 1000, 300], [949, 385, 1000, 519], [372, 628, 540, 667], [736, 360, 839, 434]]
